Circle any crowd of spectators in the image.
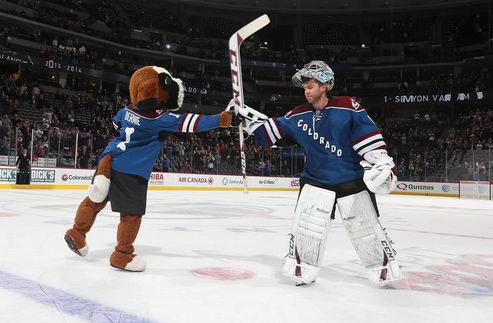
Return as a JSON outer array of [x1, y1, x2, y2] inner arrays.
[[2, 0, 493, 65], [0, 71, 102, 166], [2, 69, 493, 182], [40, 37, 92, 66], [1, 0, 492, 109], [381, 107, 493, 181], [0, 68, 293, 175]]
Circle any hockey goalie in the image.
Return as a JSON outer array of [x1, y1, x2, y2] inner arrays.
[[229, 60, 401, 287]]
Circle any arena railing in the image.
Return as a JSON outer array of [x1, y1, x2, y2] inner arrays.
[[1, 126, 492, 182]]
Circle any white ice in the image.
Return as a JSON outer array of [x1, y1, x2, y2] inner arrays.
[[0, 189, 492, 323]]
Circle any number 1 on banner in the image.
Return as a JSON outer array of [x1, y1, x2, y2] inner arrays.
[[229, 14, 270, 194]]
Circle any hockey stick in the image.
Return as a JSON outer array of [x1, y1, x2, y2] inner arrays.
[[229, 14, 270, 194]]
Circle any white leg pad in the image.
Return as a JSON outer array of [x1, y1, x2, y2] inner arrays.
[[337, 190, 401, 286], [282, 184, 335, 285], [367, 257, 401, 286], [283, 257, 319, 285], [87, 175, 110, 203]]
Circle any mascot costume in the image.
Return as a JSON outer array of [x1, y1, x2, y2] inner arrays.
[[64, 66, 232, 271]]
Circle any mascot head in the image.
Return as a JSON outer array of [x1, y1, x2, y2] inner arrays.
[[129, 66, 184, 113]]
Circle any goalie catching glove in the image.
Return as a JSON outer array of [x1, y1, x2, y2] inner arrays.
[[360, 150, 397, 195], [227, 99, 268, 135]]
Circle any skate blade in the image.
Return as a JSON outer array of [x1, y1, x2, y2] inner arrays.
[[296, 279, 316, 286]]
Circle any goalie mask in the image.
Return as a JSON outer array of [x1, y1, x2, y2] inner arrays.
[[292, 60, 335, 87], [129, 66, 184, 113]]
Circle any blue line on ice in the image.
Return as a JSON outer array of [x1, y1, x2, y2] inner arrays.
[[0, 270, 157, 323]]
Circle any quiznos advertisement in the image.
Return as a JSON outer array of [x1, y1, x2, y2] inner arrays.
[[394, 181, 459, 197]]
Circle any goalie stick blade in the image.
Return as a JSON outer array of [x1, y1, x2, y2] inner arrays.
[[229, 14, 270, 107], [228, 14, 270, 45]]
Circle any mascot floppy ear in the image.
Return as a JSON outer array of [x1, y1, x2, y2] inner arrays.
[[129, 66, 185, 113]]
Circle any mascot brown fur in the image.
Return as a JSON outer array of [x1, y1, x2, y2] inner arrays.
[[64, 66, 232, 271]]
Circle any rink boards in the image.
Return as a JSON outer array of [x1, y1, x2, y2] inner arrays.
[[0, 166, 481, 197], [0, 166, 299, 191]]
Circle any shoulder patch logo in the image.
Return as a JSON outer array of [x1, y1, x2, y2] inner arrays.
[[351, 99, 361, 110]]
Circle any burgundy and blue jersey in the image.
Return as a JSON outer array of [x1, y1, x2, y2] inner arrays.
[[102, 106, 220, 179], [254, 96, 387, 185]]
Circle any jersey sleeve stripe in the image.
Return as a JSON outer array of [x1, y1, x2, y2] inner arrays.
[[187, 114, 200, 132], [272, 118, 285, 137], [352, 130, 381, 146], [192, 115, 202, 132], [179, 113, 191, 132], [264, 123, 277, 144], [354, 138, 385, 154], [354, 137, 385, 153], [261, 126, 274, 146], [353, 133, 383, 150], [358, 141, 387, 156], [268, 118, 282, 140]]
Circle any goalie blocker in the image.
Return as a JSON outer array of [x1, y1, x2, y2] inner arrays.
[[283, 178, 400, 286]]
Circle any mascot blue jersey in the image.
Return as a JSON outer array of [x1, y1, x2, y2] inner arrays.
[[254, 96, 387, 186], [102, 106, 220, 179]]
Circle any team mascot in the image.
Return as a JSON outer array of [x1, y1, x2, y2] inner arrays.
[[64, 66, 233, 271]]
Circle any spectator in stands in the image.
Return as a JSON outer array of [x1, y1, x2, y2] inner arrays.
[[31, 84, 40, 105], [207, 154, 215, 172], [264, 160, 272, 176], [0, 135, 8, 155], [80, 146, 91, 169], [162, 154, 170, 172]]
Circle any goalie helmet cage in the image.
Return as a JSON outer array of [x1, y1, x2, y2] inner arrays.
[[458, 180, 492, 200]]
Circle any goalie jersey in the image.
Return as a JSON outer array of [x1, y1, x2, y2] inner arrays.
[[254, 97, 387, 186], [101, 105, 220, 179]]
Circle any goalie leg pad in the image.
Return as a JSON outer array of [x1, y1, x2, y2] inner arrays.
[[282, 184, 336, 284], [336, 190, 401, 286]]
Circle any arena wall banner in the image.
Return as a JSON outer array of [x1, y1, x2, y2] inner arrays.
[[394, 181, 459, 197], [0, 167, 481, 197], [0, 166, 16, 183], [0, 167, 300, 191], [147, 172, 299, 191], [383, 91, 487, 104]]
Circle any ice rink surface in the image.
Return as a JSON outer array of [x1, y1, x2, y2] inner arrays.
[[0, 189, 492, 323]]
